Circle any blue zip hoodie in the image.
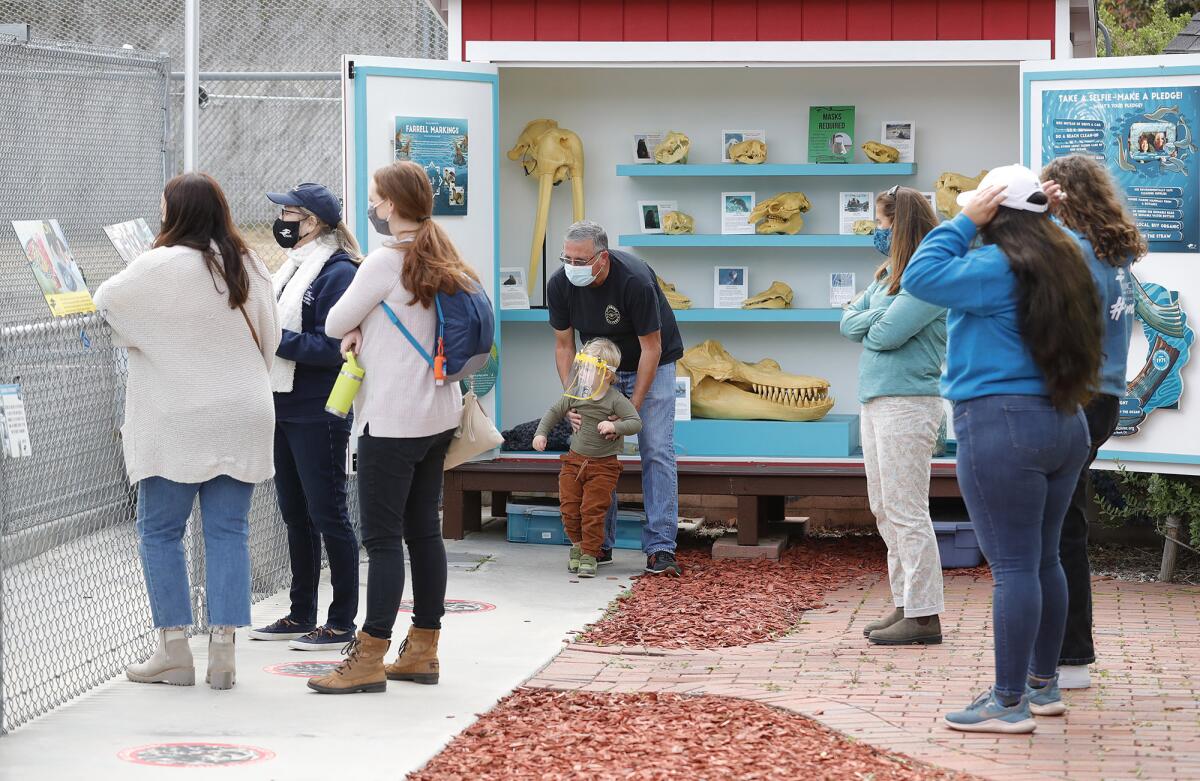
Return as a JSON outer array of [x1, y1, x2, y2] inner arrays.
[[274, 250, 358, 422]]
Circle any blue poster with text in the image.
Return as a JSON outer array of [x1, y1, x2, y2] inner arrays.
[[394, 116, 468, 216], [1041, 86, 1199, 252]]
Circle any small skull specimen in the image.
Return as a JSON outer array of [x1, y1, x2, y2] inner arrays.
[[742, 281, 793, 310], [748, 191, 812, 235], [862, 141, 900, 163], [851, 219, 876, 235], [677, 340, 834, 422], [729, 139, 767, 164], [662, 210, 695, 235], [935, 170, 988, 219], [654, 131, 690, 164], [656, 275, 692, 310]]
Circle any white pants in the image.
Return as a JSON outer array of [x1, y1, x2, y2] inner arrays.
[[860, 396, 945, 618]]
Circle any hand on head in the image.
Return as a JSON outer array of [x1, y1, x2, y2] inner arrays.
[[962, 185, 1008, 228], [1040, 179, 1066, 203]]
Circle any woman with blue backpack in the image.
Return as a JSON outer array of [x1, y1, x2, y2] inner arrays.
[[312, 161, 479, 694]]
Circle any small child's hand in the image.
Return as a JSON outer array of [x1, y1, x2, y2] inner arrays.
[[532, 435, 547, 452], [596, 420, 616, 436]]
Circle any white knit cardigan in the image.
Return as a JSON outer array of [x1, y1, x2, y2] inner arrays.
[[94, 245, 280, 485]]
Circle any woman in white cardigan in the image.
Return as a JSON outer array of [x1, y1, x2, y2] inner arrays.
[[95, 173, 278, 691]]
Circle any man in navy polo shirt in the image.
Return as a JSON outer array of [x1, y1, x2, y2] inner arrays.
[[548, 220, 683, 576]]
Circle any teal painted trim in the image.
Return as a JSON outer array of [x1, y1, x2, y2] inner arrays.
[[353, 65, 499, 84], [1021, 63, 1200, 165], [618, 233, 873, 248], [615, 163, 917, 177], [1096, 449, 1200, 466], [674, 416, 860, 458], [353, 72, 369, 253], [490, 73, 502, 431], [501, 308, 842, 323]]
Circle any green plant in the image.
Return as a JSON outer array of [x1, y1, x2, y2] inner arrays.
[[1100, 0, 1194, 56], [1096, 467, 1200, 549]]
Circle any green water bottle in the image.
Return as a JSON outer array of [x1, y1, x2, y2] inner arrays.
[[325, 351, 364, 418]]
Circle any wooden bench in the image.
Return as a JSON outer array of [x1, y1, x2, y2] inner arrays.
[[443, 457, 962, 547]]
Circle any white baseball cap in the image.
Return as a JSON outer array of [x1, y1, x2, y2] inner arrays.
[[956, 164, 1049, 213]]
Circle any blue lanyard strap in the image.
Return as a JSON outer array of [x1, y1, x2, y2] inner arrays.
[[379, 297, 444, 369]]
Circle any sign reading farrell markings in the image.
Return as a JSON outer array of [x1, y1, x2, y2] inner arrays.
[[398, 599, 495, 614], [118, 743, 275, 768]]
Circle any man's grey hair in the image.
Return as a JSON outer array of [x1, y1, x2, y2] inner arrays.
[[564, 220, 609, 252]]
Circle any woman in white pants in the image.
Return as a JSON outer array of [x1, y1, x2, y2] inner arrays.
[[840, 185, 947, 645]]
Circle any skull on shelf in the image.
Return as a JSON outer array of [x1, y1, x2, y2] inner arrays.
[[748, 191, 812, 235], [654, 131, 690, 164], [935, 170, 988, 219], [851, 219, 876, 235], [678, 340, 834, 421], [862, 141, 900, 163], [729, 139, 767, 164], [662, 210, 695, 235], [657, 275, 692, 310], [742, 281, 793, 310]]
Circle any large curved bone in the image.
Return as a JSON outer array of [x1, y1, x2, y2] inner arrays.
[[749, 191, 811, 235], [509, 119, 586, 295], [678, 339, 833, 421], [935, 170, 987, 220]]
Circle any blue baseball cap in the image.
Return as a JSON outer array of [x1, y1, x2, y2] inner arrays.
[[267, 182, 343, 227]]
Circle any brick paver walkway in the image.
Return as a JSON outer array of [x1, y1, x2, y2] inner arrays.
[[529, 573, 1200, 780]]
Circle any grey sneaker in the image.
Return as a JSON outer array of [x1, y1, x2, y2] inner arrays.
[[577, 554, 597, 578], [1027, 677, 1066, 716], [944, 690, 1036, 734], [862, 606, 904, 637], [568, 544, 582, 574]]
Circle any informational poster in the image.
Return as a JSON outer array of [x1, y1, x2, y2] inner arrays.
[[1041, 87, 1199, 252], [808, 106, 855, 164], [499, 267, 530, 310], [0, 384, 31, 459], [636, 200, 677, 234], [714, 266, 748, 308], [881, 120, 915, 163], [104, 218, 155, 264], [1116, 272, 1194, 436], [721, 129, 766, 163], [394, 115, 468, 216], [12, 220, 94, 316], [830, 273, 856, 308], [674, 376, 692, 421], [632, 131, 664, 164], [839, 191, 874, 235], [720, 192, 755, 235]]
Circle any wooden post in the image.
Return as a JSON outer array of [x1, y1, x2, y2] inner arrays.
[[1159, 515, 1182, 583]]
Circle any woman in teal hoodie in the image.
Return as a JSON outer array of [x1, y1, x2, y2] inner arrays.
[[903, 165, 1100, 734], [840, 186, 947, 647]]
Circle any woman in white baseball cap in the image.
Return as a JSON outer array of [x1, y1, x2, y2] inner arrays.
[[903, 163, 1101, 734]]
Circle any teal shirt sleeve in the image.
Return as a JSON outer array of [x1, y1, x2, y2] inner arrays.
[[862, 291, 946, 352], [839, 282, 886, 342], [902, 213, 1008, 316]]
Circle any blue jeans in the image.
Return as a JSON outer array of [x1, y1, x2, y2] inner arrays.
[[137, 475, 255, 628], [604, 362, 678, 556], [954, 395, 1089, 698]]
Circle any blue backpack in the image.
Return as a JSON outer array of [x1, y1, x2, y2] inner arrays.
[[381, 280, 495, 385]]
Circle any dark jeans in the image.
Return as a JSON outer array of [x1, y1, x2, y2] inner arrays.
[[954, 395, 1089, 698], [358, 426, 455, 640], [1059, 394, 1120, 666], [274, 419, 359, 630]]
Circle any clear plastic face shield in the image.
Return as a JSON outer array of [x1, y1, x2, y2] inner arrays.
[[563, 352, 612, 401]]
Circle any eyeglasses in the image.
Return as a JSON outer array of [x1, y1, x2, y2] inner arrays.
[[559, 249, 605, 267]]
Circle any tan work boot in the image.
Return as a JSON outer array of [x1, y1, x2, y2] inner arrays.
[[384, 626, 440, 685], [206, 626, 237, 690], [869, 615, 942, 645], [862, 606, 904, 637], [308, 631, 389, 694], [126, 628, 195, 686]]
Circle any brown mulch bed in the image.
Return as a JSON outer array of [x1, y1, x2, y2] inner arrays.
[[578, 537, 888, 649], [409, 689, 976, 781]]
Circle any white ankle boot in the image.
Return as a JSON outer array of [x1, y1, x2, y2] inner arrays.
[[127, 628, 195, 686], [207, 626, 237, 690]]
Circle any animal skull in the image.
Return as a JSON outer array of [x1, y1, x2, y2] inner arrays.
[[748, 191, 812, 235], [742, 281, 793, 310], [657, 275, 692, 310], [935, 170, 988, 219], [862, 141, 900, 163], [654, 131, 690, 164], [678, 340, 834, 422], [729, 139, 767, 164], [662, 210, 695, 235], [851, 219, 876, 235]]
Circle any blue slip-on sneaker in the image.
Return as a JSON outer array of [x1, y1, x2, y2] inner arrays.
[[248, 617, 314, 641], [289, 625, 356, 652], [1027, 678, 1067, 716], [944, 689, 1037, 733]]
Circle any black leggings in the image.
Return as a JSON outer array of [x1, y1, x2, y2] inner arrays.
[[358, 426, 455, 640]]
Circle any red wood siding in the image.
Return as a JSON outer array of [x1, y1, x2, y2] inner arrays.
[[460, 0, 1058, 59]]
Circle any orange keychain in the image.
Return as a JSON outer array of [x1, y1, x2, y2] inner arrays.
[[434, 337, 447, 386]]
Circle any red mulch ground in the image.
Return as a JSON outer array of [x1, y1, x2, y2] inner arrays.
[[578, 537, 888, 649], [409, 689, 977, 781]]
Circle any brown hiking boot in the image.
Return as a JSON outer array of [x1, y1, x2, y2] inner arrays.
[[385, 626, 440, 685], [862, 606, 904, 637], [868, 615, 942, 645], [307, 631, 389, 694]]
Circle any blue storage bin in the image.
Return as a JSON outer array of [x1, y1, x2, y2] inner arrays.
[[505, 502, 646, 550], [933, 520, 983, 568]]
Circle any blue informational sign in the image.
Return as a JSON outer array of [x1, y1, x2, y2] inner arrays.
[[394, 115, 468, 216], [1041, 86, 1199, 252]]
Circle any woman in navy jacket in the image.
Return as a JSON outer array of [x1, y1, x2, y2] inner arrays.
[[249, 183, 362, 650]]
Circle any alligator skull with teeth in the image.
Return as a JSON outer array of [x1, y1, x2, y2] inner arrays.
[[678, 339, 834, 422]]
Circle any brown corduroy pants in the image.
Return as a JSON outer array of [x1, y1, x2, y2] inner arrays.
[[557, 450, 622, 557]]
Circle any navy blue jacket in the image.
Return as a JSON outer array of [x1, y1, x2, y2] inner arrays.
[[274, 250, 358, 422]]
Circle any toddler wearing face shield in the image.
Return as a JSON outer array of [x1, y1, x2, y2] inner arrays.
[[533, 338, 642, 578]]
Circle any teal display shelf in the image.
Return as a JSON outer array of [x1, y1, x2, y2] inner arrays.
[[617, 233, 873, 248], [615, 163, 917, 177], [501, 308, 843, 323], [674, 415, 861, 458]]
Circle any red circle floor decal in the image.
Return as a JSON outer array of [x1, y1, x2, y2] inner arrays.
[[263, 660, 342, 678], [398, 599, 495, 614], [119, 742, 274, 768]]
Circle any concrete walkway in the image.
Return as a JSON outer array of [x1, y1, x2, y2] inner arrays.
[[0, 527, 635, 778], [529, 572, 1200, 781]]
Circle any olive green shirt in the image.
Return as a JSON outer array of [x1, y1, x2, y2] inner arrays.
[[534, 387, 642, 458]]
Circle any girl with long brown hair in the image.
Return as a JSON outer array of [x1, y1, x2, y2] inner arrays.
[[95, 172, 279, 691], [904, 165, 1100, 734], [840, 186, 947, 647], [1041, 154, 1142, 690], [312, 160, 476, 694]]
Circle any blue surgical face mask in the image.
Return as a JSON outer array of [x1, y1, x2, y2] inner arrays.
[[367, 200, 391, 236], [564, 263, 595, 287], [873, 227, 892, 256]]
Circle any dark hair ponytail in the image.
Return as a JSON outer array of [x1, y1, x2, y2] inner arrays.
[[156, 172, 251, 308], [982, 205, 1101, 411]]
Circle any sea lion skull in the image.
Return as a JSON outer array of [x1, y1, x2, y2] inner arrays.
[[662, 210, 695, 235], [729, 139, 767, 164], [851, 219, 876, 235], [748, 191, 812, 235], [654, 131, 690, 164], [862, 141, 900, 163], [935, 170, 988, 219], [678, 340, 833, 421]]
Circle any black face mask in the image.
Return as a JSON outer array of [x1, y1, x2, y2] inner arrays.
[[273, 218, 302, 248]]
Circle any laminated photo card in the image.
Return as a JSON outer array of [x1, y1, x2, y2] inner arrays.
[[637, 200, 677, 234], [499, 267, 530, 310], [881, 120, 915, 163], [674, 376, 692, 421], [830, 273, 856, 308], [714, 266, 749, 308], [721, 129, 766, 163], [633, 132, 665, 164], [721, 192, 755, 234], [838, 192, 874, 235]]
